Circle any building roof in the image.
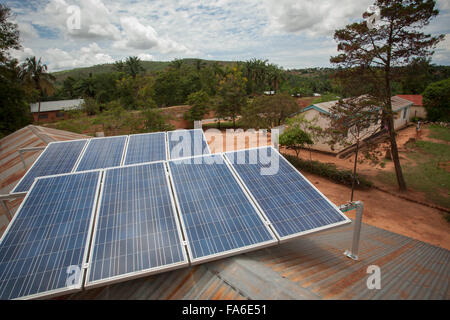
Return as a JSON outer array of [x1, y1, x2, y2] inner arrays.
[[395, 95, 423, 107], [1, 126, 448, 300], [391, 96, 414, 112], [30, 99, 84, 113], [304, 96, 413, 115], [61, 222, 449, 300]]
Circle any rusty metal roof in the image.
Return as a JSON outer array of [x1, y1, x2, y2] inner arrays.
[[60, 222, 449, 300], [1, 126, 448, 300]]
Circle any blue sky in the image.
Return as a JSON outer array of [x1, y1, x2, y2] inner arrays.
[[6, 0, 450, 71]]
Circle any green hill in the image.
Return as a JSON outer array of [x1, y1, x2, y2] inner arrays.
[[51, 58, 237, 84]]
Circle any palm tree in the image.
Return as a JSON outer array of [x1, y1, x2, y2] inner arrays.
[[19, 57, 55, 124], [125, 56, 144, 78], [74, 73, 95, 98]]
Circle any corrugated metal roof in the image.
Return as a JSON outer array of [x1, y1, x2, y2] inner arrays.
[[1, 126, 448, 300], [396, 95, 423, 107], [30, 99, 84, 113], [307, 96, 413, 114], [61, 222, 449, 300]]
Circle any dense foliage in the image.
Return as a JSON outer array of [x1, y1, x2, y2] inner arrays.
[[423, 78, 450, 122]]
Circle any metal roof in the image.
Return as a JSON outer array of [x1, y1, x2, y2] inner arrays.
[[30, 99, 84, 113], [395, 95, 423, 107], [1, 126, 448, 300], [61, 221, 449, 300], [306, 96, 413, 114]]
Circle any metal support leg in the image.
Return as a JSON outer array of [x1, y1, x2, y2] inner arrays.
[[18, 150, 26, 169], [339, 201, 364, 261]]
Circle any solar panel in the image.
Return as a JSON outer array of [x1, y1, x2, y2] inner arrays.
[[11, 139, 88, 194], [225, 147, 351, 241], [168, 154, 277, 264], [0, 171, 101, 299], [124, 132, 167, 165], [85, 162, 188, 288], [167, 129, 210, 160], [75, 136, 127, 172]]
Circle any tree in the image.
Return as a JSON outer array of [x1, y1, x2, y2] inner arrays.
[[241, 93, 299, 128], [19, 56, 55, 124], [0, 4, 33, 137], [279, 127, 313, 158], [125, 56, 144, 79], [422, 78, 450, 121], [0, 4, 20, 65], [330, 0, 443, 191], [142, 108, 174, 132], [326, 96, 382, 201], [284, 113, 324, 161], [216, 68, 247, 128], [74, 73, 95, 98], [185, 90, 210, 122]]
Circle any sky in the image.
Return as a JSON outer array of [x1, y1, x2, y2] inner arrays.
[[5, 0, 450, 72]]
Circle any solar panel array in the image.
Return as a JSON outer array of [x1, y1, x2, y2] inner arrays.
[[11, 140, 87, 193], [0, 171, 101, 299], [75, 136, 127, 172], [168, 154, 276, 263], [86, 162, 187, 288], [225, 147, 350, 240], [124, 132, 167, 165], [3, 130, 352, 299], [168, 129, 210, 160]]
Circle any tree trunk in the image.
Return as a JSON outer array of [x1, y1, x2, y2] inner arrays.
[[37, 100, 41, 125], [351, 142, 359, 202]]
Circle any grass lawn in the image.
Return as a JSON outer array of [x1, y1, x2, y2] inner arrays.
[[428, 124, 450, 142], [377, 137, 450, 209]]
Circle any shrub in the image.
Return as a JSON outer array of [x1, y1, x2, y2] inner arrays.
[[282, 153, 373, 189]]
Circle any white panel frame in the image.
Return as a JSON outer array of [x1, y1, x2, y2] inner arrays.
[[123, 131, 167, 165], [84, 161, 189, 289], [0, 169, 102, 300], [167, 154, 278, 266], [73, 135, 129, 172], [10, 139, 89, 194], [224, 146, 352, 244]]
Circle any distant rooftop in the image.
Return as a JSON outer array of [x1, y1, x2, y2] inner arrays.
[[30, 99, 84, 113], [395, 95, 423, 107]]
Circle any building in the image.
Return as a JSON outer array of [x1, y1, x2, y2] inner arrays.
[[395, 95, 426, 120], [299, 96, 413, 153], [30, 99, 84, 122], [0, 126, 448, 300]]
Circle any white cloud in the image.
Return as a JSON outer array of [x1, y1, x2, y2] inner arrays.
[[45, 43, 114, 71], [137, 53, 154, 61], [114, 16, 198, 55], [43, 0, 120, 40], [263, 0, 373, 36], [15, 22, 38, 39], [11, 47, 35, 62]]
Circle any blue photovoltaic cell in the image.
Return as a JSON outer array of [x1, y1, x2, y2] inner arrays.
[[12, 140, 87, 193], [167, 129, 209, 160], [0, 171, 100, 299], [76, 136, 127, 171], [169, 154, 276, 262], [86, 162, 187, 286], [124, 132, 166, 165], [225, 147, 349, 239]]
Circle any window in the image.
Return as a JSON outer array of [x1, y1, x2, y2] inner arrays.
[[56, 111, 65, 118], [38, 114, 48, 119]]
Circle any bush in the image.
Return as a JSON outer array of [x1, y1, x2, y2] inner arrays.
[[423, 79, 450, 122], [282, 153, 373, 189], [81, 97, 100, 115]]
